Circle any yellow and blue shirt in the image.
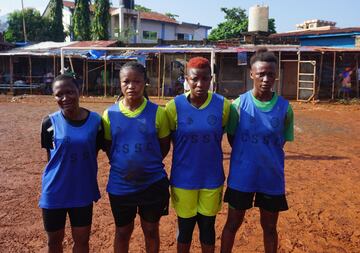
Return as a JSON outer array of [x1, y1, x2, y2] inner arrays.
[[102, 98, 170, 195], [165, 92, 231, 189]]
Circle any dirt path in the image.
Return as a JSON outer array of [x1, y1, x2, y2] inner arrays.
[[0, 95, 359, 252]]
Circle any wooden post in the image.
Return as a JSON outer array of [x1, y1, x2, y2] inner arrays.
[[10, 56, 13, 94], [111, 62, 114, 96], [60, 49, 65, 74], [86, 59, 89, 96], [28, 56, 32, 95], [162, 55, 166, 99], [104, 56, 107, 97], [296, 51, 300, 101], [157, 53, 161, 98], [317, 52, 324, 99], [211, 49, 216, 92], [53, 55, 56, 77], [356, 54, 359, 98], [331, 51, 336, 100], [278, 51, 282, 95], [82, 59, 85, 96]]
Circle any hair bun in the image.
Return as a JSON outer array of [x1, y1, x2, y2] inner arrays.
[[256, 47, 268, 54]]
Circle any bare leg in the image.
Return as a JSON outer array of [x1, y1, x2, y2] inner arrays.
[[47, 229, 65, 253], [71, 226, 91, 253], [140, 218, 160, 253], [177, 242, 191, 253], [220, 207, 246, 253], [114, 222, 134, 253], [201, 243, 215, 253], [260, 209, 279, 253]]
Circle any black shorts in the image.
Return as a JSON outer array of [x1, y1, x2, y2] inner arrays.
[[224, 187, 288, 213], [42, 204, 93, 232], [109, 177, 170, 227]]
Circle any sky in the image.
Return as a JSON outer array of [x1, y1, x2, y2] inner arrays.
[[1, 0, 360, 32]]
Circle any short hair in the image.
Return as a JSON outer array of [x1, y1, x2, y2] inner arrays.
[[120, 61, 147, 80], [53, 74, 79, 89], [250, 47, 278, 67], [187, 57, 211, 72]]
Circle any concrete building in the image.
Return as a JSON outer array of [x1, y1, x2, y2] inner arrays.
[[296, 19, 337, 30], [43, 0, 211, 43]]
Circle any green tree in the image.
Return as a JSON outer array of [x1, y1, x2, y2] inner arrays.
[[4, 8, 51, 42], [268, 18, 276, 34], [92, 0, 110, 40], [134, 5, 151, 12], [208, 7, 277, 41], [73, 0, 91, 40], [165, 13, 179, 20], [208, 7, 248, 41], [114, 27, 137, 43], [48, 0, 65, 42]]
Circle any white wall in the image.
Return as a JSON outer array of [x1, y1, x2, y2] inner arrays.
[[163, 24, 176, 40], [176, 25, 208, 40], [63, 8, 72, 42], [176, 26, 194, 37], [193, 27, 208, 40], [140, 21, 162, 43]]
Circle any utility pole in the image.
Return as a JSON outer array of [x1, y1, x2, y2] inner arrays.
[[21, 0, 27, 42]]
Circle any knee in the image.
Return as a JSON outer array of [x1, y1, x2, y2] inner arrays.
[[177, 216, 197, 243], [197, 214, 216, 245], [73, 233, 90, 246], [48, 237, 63, 250], [224, 220, 242, 234], [116, 224, 133, 241], [48, 239, 63, 249], [47, 230, 64, 249], [261, 222, 277, 235], [142, 224, 159, 239]]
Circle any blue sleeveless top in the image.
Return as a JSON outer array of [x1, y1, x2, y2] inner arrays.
[[170, 93, 225, 189], [228, 91, 289, 195], [39, 111, 101, 209], [107, 101, 166, 195]]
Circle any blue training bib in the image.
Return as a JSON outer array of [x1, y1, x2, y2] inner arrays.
[[107, 101, 166, 195], [39, 111, 101, 209], [228, 91, 289, 195], [170, 93, 225, 189]]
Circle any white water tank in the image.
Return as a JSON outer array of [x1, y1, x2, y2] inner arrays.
[[248, 5, 269, 32]]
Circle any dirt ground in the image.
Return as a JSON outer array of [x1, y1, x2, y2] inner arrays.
[[0, 94, 360, 253]]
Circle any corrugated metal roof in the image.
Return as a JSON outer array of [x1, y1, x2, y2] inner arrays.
[[1, 42, 360, 57], [66, 40, 118, 48], [0, 41, 75, 56], [270, 27, 360, 38]]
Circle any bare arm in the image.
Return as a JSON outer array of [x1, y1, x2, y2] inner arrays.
[[104, 139, 112, 159], [159, 135, 171, 159], [227, 134, 234, 148]]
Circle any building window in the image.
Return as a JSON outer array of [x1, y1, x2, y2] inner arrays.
[[177, 33, 193, 40], [143, 31, 157, 40]]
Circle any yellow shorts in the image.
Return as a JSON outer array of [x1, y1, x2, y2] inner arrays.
[[171, 186, 223, 218]]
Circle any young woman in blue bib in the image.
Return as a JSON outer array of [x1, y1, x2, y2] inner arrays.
[[221, 48, 294, 253], [40, 74, 104, 252], [102, 62, 171, 253], [166, 57, 231, 253]]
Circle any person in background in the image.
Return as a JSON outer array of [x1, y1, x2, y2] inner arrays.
[[338, 67, 354, 100]]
